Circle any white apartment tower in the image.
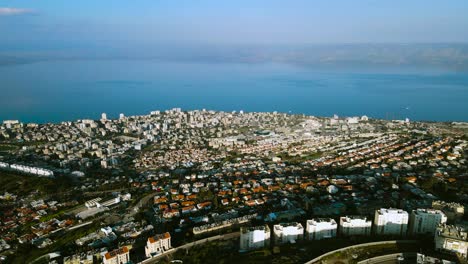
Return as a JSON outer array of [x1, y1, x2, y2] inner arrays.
[[273, 222, 304, 244], [145, 232, 171, 258], [240, 225, 271, 251], [340, 216, 372, 236], [306, 218, 337, 240], [374, 208, 409, 236], [409, 209, 447, 235]]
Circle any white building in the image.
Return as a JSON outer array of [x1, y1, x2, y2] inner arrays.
[[327, 185, 339, 194], [99, 197, 121, 207], [435, 225, 468, 258], [409, 209, 447, 235], [346, 117, 359, 124], [306, 218, 337, 240], [7, 164, 54, 177], [374, 208, 409, 236], [103, 246, 130, 264], [340, 216, 372, 236], [273, 222, 304, 244], [3, 120, 20, 129], [145, 232, 171, 258], [85, 198, 102, 208], [240, 225, 270, 251], [2, 120, 19, 125], [101, 113, 107, 121], [100, 226, 113, 236]]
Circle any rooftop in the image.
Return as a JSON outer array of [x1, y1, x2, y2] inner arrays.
[[242, 225, 270, 233], [377, 208, 408, 215], [104, 246, 128, 260], [308, 218, 337, 224], [148, 232, 171, 243], [413, 208, 445, 215], [341, 215, 369, 221], [274, 222, 303, 230], [437, 225, 468, 241]]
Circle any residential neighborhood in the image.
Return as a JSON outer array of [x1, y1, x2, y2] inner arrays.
[[0, 109, 467, 263]]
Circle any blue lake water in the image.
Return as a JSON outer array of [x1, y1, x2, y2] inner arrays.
[[1, 60, 467, 123]]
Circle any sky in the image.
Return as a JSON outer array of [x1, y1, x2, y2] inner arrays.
[[1, 0, 468, 54]]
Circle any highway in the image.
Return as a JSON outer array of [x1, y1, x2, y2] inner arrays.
[[358, 253, 415, 264], [305, 241, 418, 264]]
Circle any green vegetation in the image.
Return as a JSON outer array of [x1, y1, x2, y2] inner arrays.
[[419, 177, 459, 202], [0, 171, 74, 195], [10, 221, 101, 264], [161, 240, 241, 264], [0, 144, 19, 152], [39, 209, 66, 222], [280, 151, 324, 164]]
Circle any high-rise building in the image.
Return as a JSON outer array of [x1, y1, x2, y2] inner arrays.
[[101, 113, 107, 121], [409, 209, 447, 235], [435, 225, 468, 258], [240, 225, 270, 251], [306, 218, 337, 240], [374, 208, 409, 236], [273, 222, 304, 244], [339, 216, 372, 236], [103, 246, 130, 264], [145, 232, 171, 258]]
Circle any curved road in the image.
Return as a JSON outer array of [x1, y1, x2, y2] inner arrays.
[[305, 241, 417, 264], [358, 253, 415, 264], [129, 192, 156, 217]]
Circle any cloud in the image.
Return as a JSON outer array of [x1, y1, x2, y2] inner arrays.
[[0, 7, 33, 16]]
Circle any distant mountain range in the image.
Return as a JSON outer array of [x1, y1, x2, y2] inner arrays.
[[2, 43, 468, 71]]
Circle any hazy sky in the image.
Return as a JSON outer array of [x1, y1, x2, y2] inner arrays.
[[1, 0, 468, 52]]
